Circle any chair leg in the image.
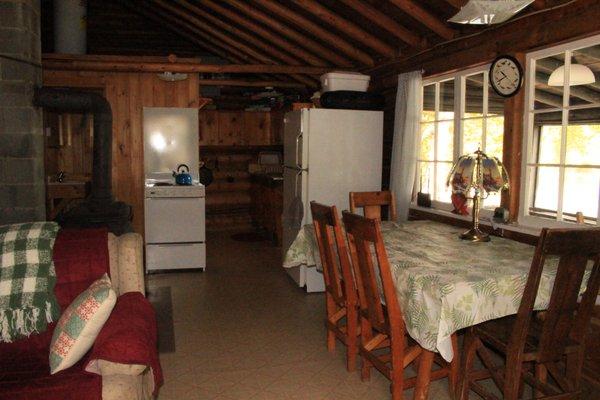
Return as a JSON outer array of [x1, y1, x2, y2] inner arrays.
[[326, 324, 336, 352], [458, 329, 478, 400], [448, 333, 460, 397], [535, 363, 547, 399], [346, 306, 358, 372], [413, 350, 435, 400], [391, 381, 404, 400], [360, 318, 372, 381]]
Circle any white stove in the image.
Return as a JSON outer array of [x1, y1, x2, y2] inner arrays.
[[144, 181, 206, 272], [142, 106, 205, 272]]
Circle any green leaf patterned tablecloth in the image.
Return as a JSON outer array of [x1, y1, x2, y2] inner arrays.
[[283, 220, 579, 361]]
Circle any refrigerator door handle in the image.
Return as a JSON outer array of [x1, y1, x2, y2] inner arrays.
[[294, 168, 302, 197], [295, 133, 303, 169]]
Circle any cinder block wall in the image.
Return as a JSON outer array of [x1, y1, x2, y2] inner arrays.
[[0, 0, 45, 224]]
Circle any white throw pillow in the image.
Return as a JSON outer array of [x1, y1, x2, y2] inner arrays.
[[49, 273, 116, 374]]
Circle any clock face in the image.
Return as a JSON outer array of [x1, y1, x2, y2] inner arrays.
[[490, 56, 523, 97]]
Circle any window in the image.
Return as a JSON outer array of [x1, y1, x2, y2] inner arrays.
[[419, 68, 505, 209], [523, 36, 600, 226]]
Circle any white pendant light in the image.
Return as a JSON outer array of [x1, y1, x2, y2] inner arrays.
[[547, 64, 596, 86], [448, 0, 534, 25]]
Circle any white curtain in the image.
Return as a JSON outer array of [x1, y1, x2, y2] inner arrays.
[[389, 71, 423, 222]]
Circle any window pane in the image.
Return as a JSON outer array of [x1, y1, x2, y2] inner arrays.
[[569, 45, 600, 107], [483, 192, 501, 209], [465, 74, 484, 117], [538, 125, 562, 164], [439, 80, 454, 120], [435, 162, 453, 203], [420, 123, 435, 160], [463, 118, 483, 154], [566, 110, 600, 165], [437, 121, 454, 161], [423, 84, 436, 121], [486, 117, 504, 159], [418, 161, 435, 195], [532, 166, 560, 213], [563, 167, 599, 219], [534, 54, 564, 110]]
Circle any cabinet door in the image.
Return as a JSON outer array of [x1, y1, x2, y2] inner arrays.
[[218, 111, 243, 145], [243, 112, 271, 145], [199, 110, 219, 145]]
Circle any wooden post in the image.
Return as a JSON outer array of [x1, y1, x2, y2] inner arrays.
[[501, 53, 526, 222]]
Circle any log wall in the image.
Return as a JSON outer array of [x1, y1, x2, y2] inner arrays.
[[43, 70, 200, 234]]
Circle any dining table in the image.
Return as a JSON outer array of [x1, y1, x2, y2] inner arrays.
[[283, 219, 577, 399]]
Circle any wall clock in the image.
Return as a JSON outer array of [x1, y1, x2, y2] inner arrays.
[[489, 55, 523, 98]]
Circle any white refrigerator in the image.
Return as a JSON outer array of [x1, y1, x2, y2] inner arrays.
[[282, 108, 383, 292]]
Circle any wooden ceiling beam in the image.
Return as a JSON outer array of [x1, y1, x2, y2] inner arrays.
[[290, 0, 397, 58], [445, 0, 467, 8], [166, 0, 319, 87], [338, 0, 425, 49], [253, 0, 374, 66], [223, 0, 353, 67], [42, 55, 334, 75], [388, 0, 456, 40], [371, 0, 600, 89], [133, 4, 252, 63], [197, 79, 306, 88], [124, 1, 248, 63], [197, 0, 329, 67], [151, 0, 317, 87]]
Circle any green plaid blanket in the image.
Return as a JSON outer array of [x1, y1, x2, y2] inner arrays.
[[0, 222, 61, 342]]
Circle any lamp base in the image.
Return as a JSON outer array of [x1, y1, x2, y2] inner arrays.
[[460, 227, 490, 242]]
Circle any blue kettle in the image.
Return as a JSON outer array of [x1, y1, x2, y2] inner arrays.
[[173, 164, 193, 185]]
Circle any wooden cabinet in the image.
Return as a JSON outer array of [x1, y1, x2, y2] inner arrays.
[[199, 110, 283, 146], [250, 175, 283, 245]]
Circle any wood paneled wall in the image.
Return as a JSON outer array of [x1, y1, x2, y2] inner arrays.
[[199, 110, 281, 146], [43, 70, 200, 234]]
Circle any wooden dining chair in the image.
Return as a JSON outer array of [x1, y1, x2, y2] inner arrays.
[[310, 201, 359, 371], [459, 227, 600, 400], [349, 191, 397, 222], [342, 211, 455, 400]]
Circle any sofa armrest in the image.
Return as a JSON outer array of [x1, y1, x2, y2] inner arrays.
[[85, 292, 163, 393], [114, 232, 145, 296]]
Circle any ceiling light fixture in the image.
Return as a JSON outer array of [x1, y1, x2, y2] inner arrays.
[[547, 64, 596, 86], [448, 0, 534, 25]]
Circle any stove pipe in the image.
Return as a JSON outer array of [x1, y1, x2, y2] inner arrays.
[[34, 87, 132, 234], [34, 87, 112, 200]]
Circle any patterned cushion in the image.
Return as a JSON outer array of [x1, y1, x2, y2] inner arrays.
[[49, 273, 116, 374]]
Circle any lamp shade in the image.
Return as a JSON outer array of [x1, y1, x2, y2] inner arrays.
[[448, 0, 534, 25], [447, 150, 509, 195], [547, 64, 596, 86]]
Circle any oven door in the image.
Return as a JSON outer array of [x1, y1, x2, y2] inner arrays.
[[144, 197, 205, 243]]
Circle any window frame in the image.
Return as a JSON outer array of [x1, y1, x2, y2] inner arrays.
[[520, 34, 600, 228], [416, 64, 505, 212]]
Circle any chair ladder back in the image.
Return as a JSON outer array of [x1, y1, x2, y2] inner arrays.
[[537, 229, 600, 363], [310, 202, 345, 301], [349, 191, 397, 222], [509, 228, 600, 365], [343, 211, 392, 333]]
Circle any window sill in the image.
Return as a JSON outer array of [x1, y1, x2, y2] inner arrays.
[[409, 205, 542, 237]]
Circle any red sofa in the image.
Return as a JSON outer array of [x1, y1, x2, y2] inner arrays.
[[0, 228, 162, 400]]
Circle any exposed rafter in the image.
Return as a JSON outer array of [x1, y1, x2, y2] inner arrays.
[[338, 0, 425, 49], [223, 0, 354, 67], [197, 0, 328, 67], [388, 0, 456, 40], [290, 0, 397, 58], [150, 0, 318, 87], [253, 0, 375, 66]]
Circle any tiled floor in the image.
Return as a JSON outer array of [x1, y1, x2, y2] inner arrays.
[[147, 231, 598, 400]]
